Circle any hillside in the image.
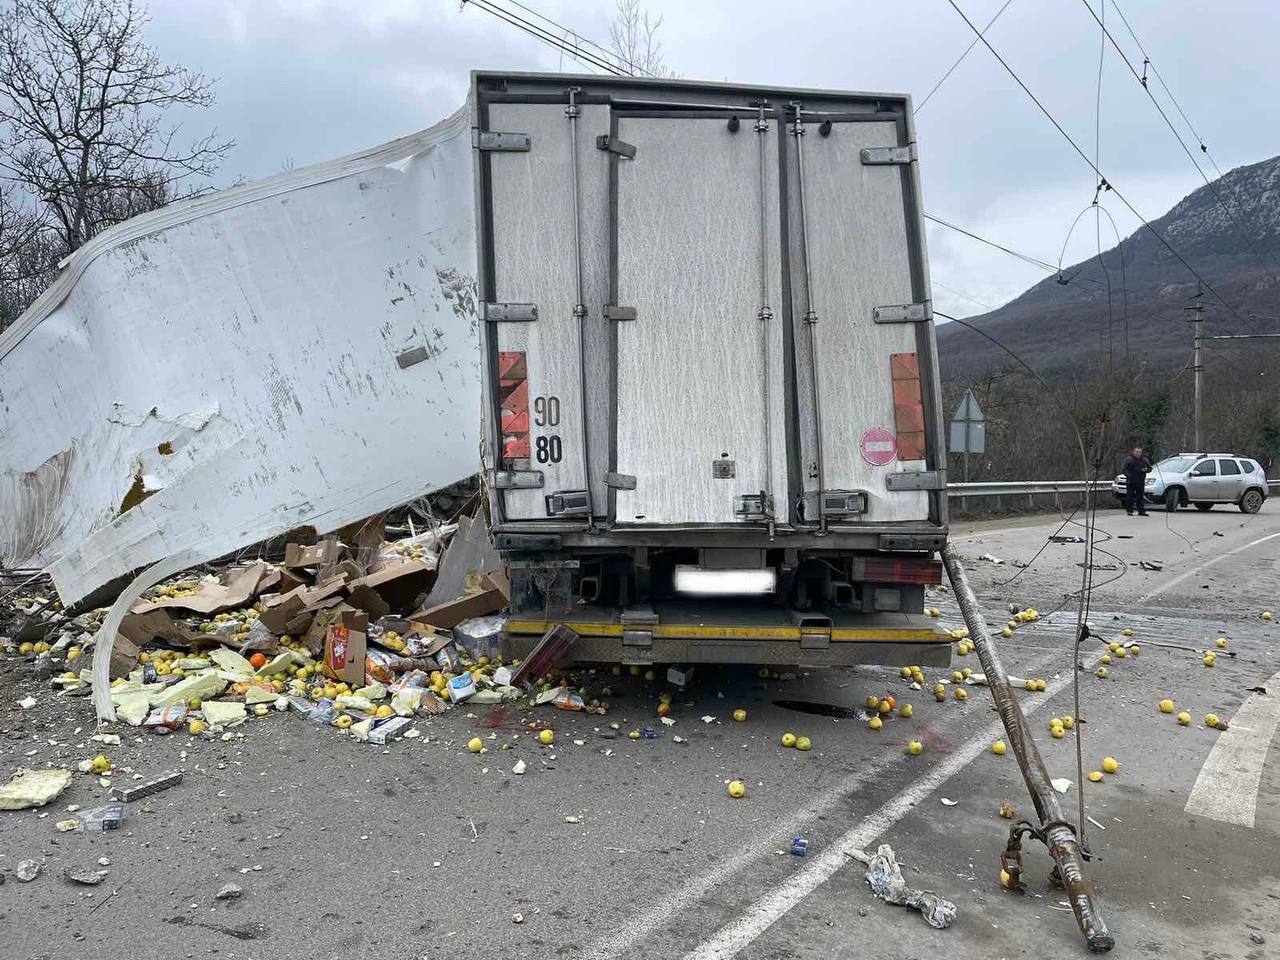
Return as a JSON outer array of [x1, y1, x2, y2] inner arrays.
[[936, 155, 1280, 382]]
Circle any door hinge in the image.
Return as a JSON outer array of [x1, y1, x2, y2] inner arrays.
[[873, 302, 931, 323], [885, 470, 946, 492], [596, 135, 637, 159], [482, 302, 538, 322], [860, 144, 913, 165], [473, 130, 531, 152], [494, 470, 545, 490], [603, 304, 637, 321], [604, 472, 637, 490]]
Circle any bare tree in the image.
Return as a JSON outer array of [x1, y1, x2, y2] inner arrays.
[[0, 0, 232, 254], [608, 0, 674, 78]]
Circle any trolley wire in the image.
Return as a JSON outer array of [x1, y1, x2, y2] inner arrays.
[[946, 0, 1264, 336]]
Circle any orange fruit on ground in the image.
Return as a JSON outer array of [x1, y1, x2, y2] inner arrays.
[[249, 652, 268, 669]]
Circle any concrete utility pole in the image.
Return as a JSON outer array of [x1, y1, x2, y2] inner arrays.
[[1184, 288, 1204, 451]]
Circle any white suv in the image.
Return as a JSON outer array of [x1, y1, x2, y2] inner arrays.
[[1111, 453, 1268, 514]]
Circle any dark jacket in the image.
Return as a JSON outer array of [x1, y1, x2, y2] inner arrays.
[[1122, 455, 1151, 482]]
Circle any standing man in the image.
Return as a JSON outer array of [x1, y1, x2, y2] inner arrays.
[[1122, 445, 1152, 516]]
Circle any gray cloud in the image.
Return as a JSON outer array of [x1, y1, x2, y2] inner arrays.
[[145, 0, 1280, 317]]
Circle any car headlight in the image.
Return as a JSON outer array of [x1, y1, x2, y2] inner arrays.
[[1145, 477, 1156, 486]]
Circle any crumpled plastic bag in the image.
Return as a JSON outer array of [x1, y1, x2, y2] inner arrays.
[[848, 843, 956, 929]]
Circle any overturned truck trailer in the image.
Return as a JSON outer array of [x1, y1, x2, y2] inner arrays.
[[474, 73, 950, 667], [0, 111, 481, 606]]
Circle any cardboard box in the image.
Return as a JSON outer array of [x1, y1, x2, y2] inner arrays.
[[258, 586, 307, 634], [408, 585, 506, 631], [346, 559, 434, 613], [323, 609, 368, 684], [283, 538, 344, 569]]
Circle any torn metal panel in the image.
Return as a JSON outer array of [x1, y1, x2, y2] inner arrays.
[[0, 107, 481, 604]]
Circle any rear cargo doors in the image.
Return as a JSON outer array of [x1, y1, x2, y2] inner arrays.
[[785, 111, 934, 524], [484, 98, 611, 521], [610, 110, 788, 525]]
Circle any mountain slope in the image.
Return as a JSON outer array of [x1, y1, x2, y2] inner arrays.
[[936, 155, 1280, 381]]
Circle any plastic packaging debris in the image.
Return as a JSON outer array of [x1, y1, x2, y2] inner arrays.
[[978, 553, 1005, 565], [447, 673, 477, 703], [15, 859, 41, 882], [308, 700, 337, 724], [111, 771, 183, 803], [454, 614, 506, 660], [553, 690, 586, 711], [350, 718, 375, 742], [55, 819, 80, 832], [354, 680, 387, 701], [216, 883, 243, 900], [90, 733, 121, 746], [143, 703, 189, 732], [791, 838, 809, 857], [1051, 778, 1072, 794], [847, 843, 956, 929], [0, 768, 73, 810], [18, 696, 36, 709], [513, 759, 527, 775], [335, 694, 374, 712], [80, 803, 125, 832]]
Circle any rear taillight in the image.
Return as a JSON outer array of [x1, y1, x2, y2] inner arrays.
[[853, 556, 943, 585]]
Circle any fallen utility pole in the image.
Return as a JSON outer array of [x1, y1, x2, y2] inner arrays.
[[941, 547, 1114, 953]]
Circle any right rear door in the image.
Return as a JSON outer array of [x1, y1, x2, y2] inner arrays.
[[785, 115, 933, 524]]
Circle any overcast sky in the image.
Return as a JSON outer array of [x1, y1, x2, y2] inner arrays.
[[147, 0, 1280, 319]]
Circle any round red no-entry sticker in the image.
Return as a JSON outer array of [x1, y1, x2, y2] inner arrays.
[[860, 427, 898, 466]]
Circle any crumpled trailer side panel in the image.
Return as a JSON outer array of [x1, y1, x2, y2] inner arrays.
[[0, 108, 480, 605]]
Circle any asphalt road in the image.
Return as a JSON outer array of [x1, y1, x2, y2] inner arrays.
[[2, 505, 1278, 960]]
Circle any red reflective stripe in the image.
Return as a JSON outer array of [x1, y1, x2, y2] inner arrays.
[[498, 351, 530, 469], [889, 352, 926, 461]]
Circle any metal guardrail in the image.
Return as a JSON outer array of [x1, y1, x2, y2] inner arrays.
[[947, 479, 1280, 497]]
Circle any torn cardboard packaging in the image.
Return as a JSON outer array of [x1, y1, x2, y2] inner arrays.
[[130, 564, 274, 616], [409, 578, 506, 631], [323, 609, 369, 684], [283, 539, 344, 570]]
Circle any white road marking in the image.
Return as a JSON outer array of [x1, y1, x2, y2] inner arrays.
[[1185, 669, 1280, 828], [585, 660, 1088, 960], [678, 670, 1085, 960], [1136, 530, 1280, 604]]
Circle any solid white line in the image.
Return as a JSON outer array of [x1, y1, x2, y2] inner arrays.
[[665, 665, 1088, 960], [1136, 530, 1280, 604], [1184, 669, 1280, 828], [582, 749, 904, 960]]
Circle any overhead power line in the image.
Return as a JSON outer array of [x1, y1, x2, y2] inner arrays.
[[461, 0, 625, 76], [493, 0, 657, 76], [946, 0, 1262, 335], [916, 0, 1016, 113]]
